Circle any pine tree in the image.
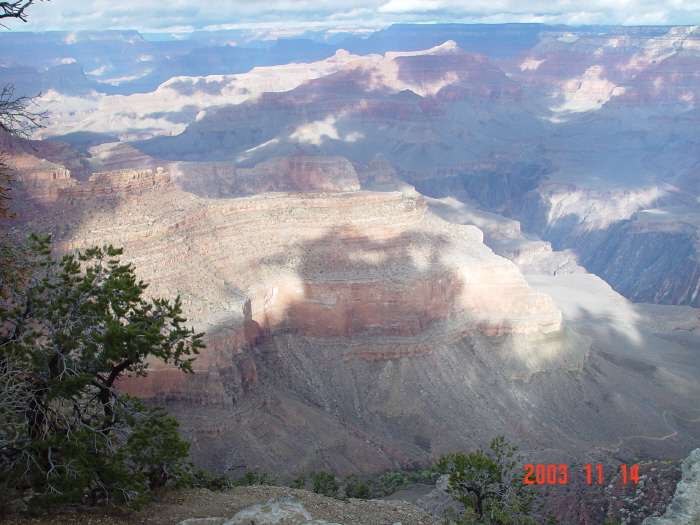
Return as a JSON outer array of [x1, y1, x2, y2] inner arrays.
[[0, 235, 203, 509], [437, 437, 553, 525]]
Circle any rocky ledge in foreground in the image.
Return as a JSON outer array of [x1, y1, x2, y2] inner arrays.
[[643, 449, 700, 525], [2, 486, 442, 525]]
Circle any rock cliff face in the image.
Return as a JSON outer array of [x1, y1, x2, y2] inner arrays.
[[7, 147, 172, 204], [0, 130, 91, 182], [170, 152, 361, 196], [643, 449, 700, 525], [580, 207, 700, 306], [48, 186, 561, 347]]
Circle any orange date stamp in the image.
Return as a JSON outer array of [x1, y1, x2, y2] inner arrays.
[[523, 464, 640, 485]]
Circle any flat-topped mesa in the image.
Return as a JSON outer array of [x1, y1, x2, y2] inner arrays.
[[235, 151, 360, 193], [171, 151, 361, 197], [249, 221, 562, 357], [354, 153, 398, 184]]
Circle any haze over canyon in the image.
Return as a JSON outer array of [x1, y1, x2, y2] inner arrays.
[[2, 23, 700, 501]]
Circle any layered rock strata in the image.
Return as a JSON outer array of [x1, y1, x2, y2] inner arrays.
[[51, 187, 562, 347], [10, 153, 700, 482], [9, 163, 171, 204], [12, 162, 571, 408]]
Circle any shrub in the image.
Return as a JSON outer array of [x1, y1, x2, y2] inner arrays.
[[310, 471, 338, 498], [233, 471, 277, 487], [344, 474, 371, 499], [290, 476, 307, 489]]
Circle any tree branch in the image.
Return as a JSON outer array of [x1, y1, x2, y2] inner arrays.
[[0, 85, 47, 138], [0, 1, 40, 22]]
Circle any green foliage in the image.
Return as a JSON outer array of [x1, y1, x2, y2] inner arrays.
[[123, 400, 192, 492], [603, 520, 621, 525], [443, 505, 460, 523], [190, 469, 234, 491], [436, 436, 549, 525], [0, 235, 204, 509], [310, 470, 338, 498], [290, 476, 307, 490], [232, 470, 277, 487], [344, 474, 371, 499], [370, 466, 441, 497]]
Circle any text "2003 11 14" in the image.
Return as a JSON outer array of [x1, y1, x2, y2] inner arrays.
[[524, 464, 640, 485]]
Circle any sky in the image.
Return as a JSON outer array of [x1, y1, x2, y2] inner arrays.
[[12, 0, 700, 33]]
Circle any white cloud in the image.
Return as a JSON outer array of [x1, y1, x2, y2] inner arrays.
[[11, 0, 700, 32], [379, 0, 444, 12]]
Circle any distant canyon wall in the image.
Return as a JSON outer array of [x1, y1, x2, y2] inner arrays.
[[413, 165, 700, 308]]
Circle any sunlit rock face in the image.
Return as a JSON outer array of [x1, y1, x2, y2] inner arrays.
[[643, 448, 700, 525], [35, 50, 367, 141], [499, 26, 700, 115], [40, 183, 562, 349], [133, 41, 535, 176]]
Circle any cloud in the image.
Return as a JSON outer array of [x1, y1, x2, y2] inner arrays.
[[376, 0, 682, 24], [12, 0, 700, 32]]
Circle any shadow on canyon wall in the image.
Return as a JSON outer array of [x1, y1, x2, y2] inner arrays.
[[172, 217, 700, 482], [258, 226, 459, 340]]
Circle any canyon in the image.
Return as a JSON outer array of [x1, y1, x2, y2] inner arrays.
[[2, 24, 700, 519]]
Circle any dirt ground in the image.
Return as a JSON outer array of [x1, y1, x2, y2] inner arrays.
[[2, 486, 444, 525]]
